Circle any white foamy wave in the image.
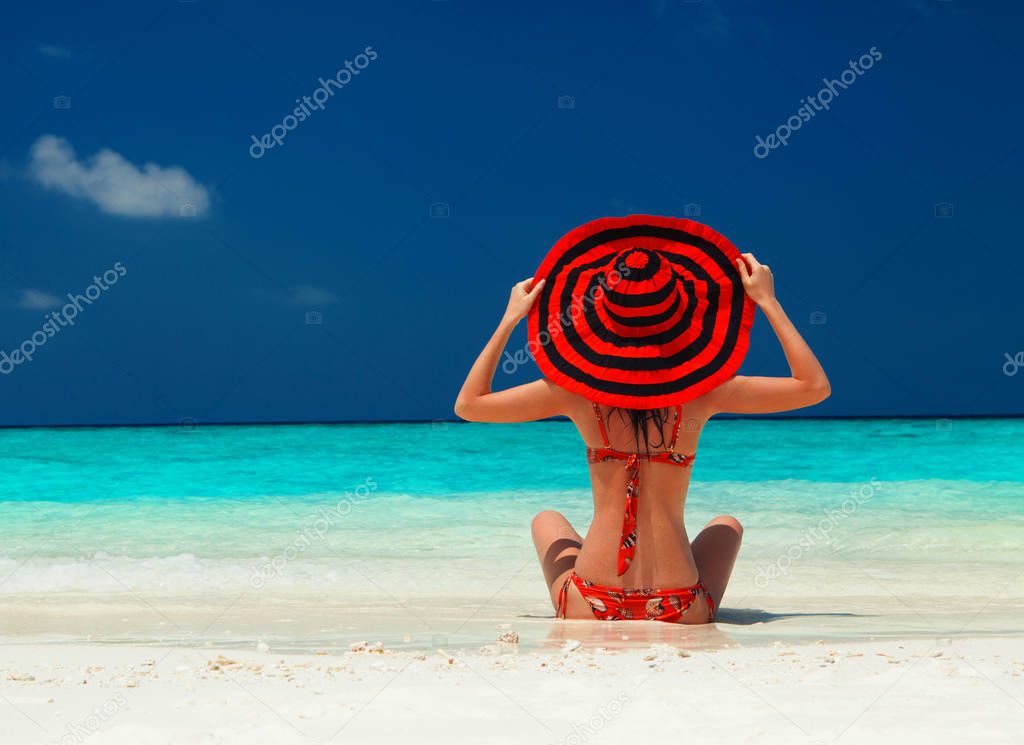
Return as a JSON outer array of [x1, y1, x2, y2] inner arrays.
[[0, 552, 521, 595], [0, 553, 266, 594]]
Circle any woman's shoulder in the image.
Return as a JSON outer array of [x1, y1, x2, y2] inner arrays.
[[539, 378, 593, 416]]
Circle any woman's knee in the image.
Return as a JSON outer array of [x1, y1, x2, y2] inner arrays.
[[531, 510, 565, 537], [707, 514, 743, 539], [531, 511, 581, 552]]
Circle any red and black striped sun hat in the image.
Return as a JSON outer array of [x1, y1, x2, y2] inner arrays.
[[527, 215, 755, 409]]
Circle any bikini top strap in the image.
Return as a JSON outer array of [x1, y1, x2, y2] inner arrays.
[[668, 405, 684, 452], [591, 402, 611, 448]]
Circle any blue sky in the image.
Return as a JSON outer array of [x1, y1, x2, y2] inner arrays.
[[0, 0, 1021, 425]]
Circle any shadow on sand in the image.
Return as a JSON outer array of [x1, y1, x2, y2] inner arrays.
[[714, 608, 865, 625]]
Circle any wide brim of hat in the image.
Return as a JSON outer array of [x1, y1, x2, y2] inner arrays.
[[527, 215, 755, 409]]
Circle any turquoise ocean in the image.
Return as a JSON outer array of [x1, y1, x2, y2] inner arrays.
[[1, 418, 1021, 650]]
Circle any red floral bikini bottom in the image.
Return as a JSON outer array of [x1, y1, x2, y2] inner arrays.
[[557, 570, 715, 623]]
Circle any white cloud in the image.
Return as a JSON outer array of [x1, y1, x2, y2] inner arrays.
[[38, 44, 71, 59], [287, 285, 338, 306], [15, 289, 62, 310], [29, 135, 210, 218]]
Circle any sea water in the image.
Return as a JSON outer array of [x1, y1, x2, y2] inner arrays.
[[0, 418, 1021, 650]]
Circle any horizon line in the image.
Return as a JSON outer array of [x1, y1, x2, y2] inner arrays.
[[0, 412, 1021, 431]]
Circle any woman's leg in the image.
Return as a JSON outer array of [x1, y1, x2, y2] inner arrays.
[[530, 510, 583, 609], [690, 514, 744, 612]]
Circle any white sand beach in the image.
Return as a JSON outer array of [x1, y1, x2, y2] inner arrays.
[[2, 527, 1022, 743], [2, 635, 1023, 744]]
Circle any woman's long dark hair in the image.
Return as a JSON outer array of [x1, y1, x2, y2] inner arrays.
[[608, 407, 673, 454]]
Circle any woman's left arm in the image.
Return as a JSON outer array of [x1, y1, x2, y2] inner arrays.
[[454, 277, 568, 423]]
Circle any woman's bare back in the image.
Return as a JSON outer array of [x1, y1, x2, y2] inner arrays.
[[563, 391, 708, 589]]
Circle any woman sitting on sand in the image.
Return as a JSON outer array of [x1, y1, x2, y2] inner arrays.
[[455, 216, 829, 623]]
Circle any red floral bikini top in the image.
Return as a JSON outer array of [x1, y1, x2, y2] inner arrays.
[[586, 402, 695, 576]]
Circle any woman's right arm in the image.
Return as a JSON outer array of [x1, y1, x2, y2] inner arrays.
[[705, 253, 830, 415], [454, 277, 573, 423]]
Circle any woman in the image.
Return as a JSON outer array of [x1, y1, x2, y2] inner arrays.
[[455, 217, 829, 623]]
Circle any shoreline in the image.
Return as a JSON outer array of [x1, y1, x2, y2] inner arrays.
[[3, 588, 1021, 655]]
